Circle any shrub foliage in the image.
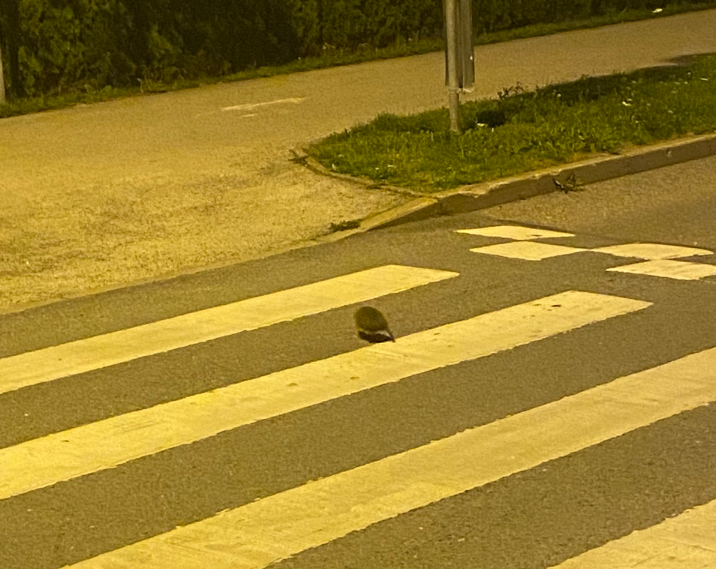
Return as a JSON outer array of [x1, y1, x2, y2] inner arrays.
[[0, 0, 708, 98]]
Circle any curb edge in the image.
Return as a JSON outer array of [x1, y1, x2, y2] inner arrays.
[[300, 132, 716, 232]]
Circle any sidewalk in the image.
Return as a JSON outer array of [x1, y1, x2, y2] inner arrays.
[[1, 9, 716, 314]]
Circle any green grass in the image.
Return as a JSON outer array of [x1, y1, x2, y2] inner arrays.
[[2, 2, 716, 119], [306, 54, 716, 191]]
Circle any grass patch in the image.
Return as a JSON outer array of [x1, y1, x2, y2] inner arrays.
[[306, 54, 716, 191], [2, 2, 716, 119]]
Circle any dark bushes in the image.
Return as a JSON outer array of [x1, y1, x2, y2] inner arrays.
[[0, 0, 709, 98]]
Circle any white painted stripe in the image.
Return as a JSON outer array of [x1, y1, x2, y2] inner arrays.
[[65, 344, 716, 569], [0, 291, 648, 502], [471, 241, 586, 261], [607, 260, 716, 281], [552, 498, 716, 567], [222, 97, 305, 111], [456, 226, 574, 240], [0, 265, 457, 395], [594, 242, 713, 260]]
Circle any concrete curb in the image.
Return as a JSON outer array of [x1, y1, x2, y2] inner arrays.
[[301, 132, 716, 232]]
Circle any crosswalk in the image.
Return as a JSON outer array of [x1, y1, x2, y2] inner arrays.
[[460, 225, 716, 281], [67, 346, 716, 569], [0, 265, 458, 394], [1, 256, 715, 569], [0, 289, 647, 501]]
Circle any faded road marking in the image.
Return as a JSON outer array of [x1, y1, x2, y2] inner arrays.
[[593, 243, 713, 260], [457, 226, 575, 240], [471, 241, 587, 261], [607, 259, 716, 281], [222, 97, 305, 112]]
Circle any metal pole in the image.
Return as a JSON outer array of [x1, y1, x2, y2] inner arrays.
[[444, 0, 460, 133]]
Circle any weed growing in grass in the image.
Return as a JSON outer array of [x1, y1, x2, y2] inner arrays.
[[307, 55, 716, 191]]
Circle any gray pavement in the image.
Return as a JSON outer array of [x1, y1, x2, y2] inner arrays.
[[2, 9, 716, 314], [485, 153, 716, 249]]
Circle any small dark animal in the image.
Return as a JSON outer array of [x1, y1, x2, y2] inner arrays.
[[354, 306, 395, 344]]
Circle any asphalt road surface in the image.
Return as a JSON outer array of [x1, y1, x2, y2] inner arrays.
[[1, 158, 716, 568]]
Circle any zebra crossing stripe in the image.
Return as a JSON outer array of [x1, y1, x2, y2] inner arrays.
[[64, 344, 716, 569], [551, 498, 716, 567], [0, 291, 649, 502], [0, 265, 458, 395]]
